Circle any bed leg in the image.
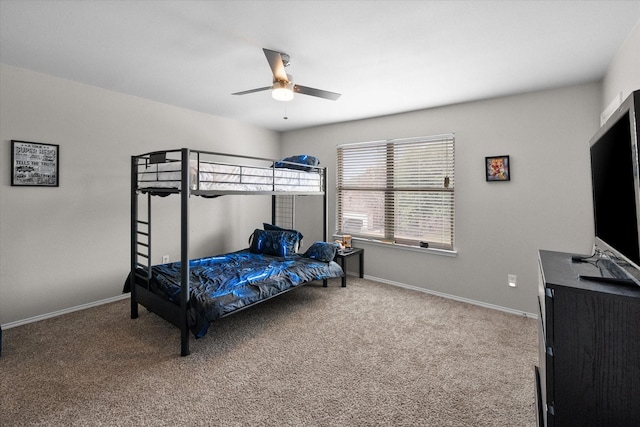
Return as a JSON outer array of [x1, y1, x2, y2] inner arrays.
[[130, 298, 139, 319], [323, 279, 328, 287], [180, 326, 190, 356]]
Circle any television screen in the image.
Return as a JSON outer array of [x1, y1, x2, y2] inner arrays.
[[589, 90, 640, 274]]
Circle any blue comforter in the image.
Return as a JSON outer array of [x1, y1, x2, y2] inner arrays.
[[144, 249, 343, 338]]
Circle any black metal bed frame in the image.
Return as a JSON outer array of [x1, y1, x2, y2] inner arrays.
[[130, 148, 327, 356]]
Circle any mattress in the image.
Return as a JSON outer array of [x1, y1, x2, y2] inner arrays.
[[137, 159, 322, 192], [133, 250, 344, 338]]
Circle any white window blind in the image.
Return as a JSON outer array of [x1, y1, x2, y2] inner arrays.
[[337, 134, 455, 250]]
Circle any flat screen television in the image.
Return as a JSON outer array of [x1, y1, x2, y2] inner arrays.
[[586, 89, 640, 286]]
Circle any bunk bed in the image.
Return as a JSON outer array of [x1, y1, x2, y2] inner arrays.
[[129, 148, 343, 356]]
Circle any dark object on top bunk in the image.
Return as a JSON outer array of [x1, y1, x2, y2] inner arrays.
[[149, 152, 166, 164], [130, 148, 334, 356], [274, 154, 320, 171]]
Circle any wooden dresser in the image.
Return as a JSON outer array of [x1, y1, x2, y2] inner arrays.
[[536, 250, 640, 427]]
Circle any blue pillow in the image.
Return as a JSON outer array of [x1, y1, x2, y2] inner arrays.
[[302, 241, 339, 262], [263, 223, 304, 243], [275, 155, 320, 172], [249, 229, 299, 257]]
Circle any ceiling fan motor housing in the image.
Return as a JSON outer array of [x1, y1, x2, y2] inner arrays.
[[280, 53, 290, 67]]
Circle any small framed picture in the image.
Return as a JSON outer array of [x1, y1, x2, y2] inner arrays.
[[11, 140, 59, 187], [485, 155, 510, 182]]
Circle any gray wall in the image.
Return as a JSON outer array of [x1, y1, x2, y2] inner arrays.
[[0, 65, 280, 325], [282, 18, 639, 316], [1, 17, 638, 325], [282, 84, 600, 316], [603, 19, 640, 112]]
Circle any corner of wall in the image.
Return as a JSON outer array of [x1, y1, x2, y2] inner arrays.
[[602, 17, 640, 110]]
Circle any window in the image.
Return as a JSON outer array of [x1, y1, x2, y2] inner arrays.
[[336, 134, 455, 250]]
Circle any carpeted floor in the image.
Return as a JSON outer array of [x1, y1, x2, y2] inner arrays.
[[0, 277, 538, 426]]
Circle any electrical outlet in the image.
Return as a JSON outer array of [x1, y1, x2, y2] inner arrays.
[[508, 274, 517, 288], [162, 255, 170, 264]]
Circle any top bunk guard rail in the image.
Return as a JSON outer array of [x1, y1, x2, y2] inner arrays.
[[133, 149, 326, 198]]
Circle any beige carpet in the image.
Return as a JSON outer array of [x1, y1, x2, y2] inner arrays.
[[0, 277, 538, 426]]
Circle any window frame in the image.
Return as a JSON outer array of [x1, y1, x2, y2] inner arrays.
[[336, 134, 455, 251]]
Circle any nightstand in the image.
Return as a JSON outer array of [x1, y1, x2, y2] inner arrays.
[[333, 247, 364, 287]]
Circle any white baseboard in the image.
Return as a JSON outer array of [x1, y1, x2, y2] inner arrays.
[[363, 274, 538, 319], [1, 293, 130, 330], [2, 275, 537, 330]]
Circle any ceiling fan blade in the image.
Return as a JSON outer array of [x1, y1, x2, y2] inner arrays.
[[231, 86, 272, 96], [263, 48, 288, 82], [294, 84, 341, 101]]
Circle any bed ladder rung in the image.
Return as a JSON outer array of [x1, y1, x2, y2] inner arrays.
[[134, 197, 151, 276]]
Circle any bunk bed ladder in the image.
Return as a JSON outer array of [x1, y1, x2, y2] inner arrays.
[[130, 156, 152, 320], [131, 153, 152, 285], [134, 194, 152, 282]]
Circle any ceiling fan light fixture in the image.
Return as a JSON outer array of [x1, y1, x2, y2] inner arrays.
[[272, 80, 294, 101]]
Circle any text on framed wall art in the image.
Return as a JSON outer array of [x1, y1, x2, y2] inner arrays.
[[11, 140, 59, 187]]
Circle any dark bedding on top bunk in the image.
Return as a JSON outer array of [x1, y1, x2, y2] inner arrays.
[[128, 249, 343, 338]]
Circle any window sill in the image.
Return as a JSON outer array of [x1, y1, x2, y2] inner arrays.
[[332, 235, 457, 258]]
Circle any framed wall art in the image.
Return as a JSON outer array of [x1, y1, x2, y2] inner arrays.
[[11, 140, 59, 187], [485, 155, 510, 182]]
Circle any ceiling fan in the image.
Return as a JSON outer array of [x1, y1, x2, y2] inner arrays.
[[232, 48, 341, 102]]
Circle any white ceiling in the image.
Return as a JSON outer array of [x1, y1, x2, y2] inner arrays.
[[1, 1, 639, 132]]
